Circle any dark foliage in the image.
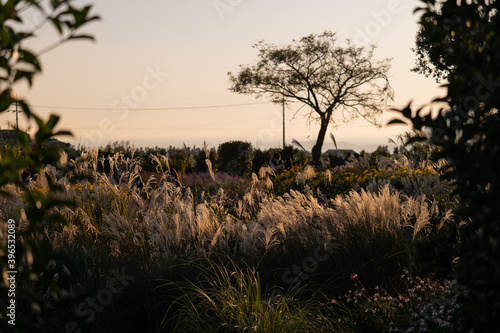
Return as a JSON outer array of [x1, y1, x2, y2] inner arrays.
[[217, 140, 253, 176], [391, 1, 500, 331]]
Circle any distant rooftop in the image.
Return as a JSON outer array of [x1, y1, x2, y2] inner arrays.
[[324, 149, 357, 159], [0, 129, 31, 144]]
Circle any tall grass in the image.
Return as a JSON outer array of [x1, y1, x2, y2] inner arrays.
[[160, 256, 342, 332], [0, 148, 460, 332], [0, 149, 453, 267]]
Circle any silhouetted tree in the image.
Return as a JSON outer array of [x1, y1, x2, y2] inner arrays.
[[229, 31, 393, 164]]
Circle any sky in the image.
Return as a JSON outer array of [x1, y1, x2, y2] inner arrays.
[[4, 0, 446, 152]]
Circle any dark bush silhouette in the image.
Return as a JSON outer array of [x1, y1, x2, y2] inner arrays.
[[217, 141, 253, 176]]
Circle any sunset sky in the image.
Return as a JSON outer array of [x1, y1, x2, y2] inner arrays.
[[5, 0, 445, 152]]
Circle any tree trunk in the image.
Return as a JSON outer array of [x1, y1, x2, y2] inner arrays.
[[311, 115, 330, 165]]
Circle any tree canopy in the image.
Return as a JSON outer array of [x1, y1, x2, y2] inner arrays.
[[392, 0, 500, 331], [228, 31, 393, 164], [411, 0, 497, 83]]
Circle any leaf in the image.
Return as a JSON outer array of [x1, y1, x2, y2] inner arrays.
[[401, 104, 413, 119], [387, 118, 408, 126], [18, 100, 32, 117], [50, 0, 65, 10], [54, 130, 72, 137], [0, 57, 10, 71], [46, 114, 61, 129], [19, 49, 42, 71], [329, 132, 337, 150], [14, 70, 35, 87], [50, 17, 63, 34], [68, 34, 95, 41], [292, 139, 307, 152], [0, 91, 14, 112], [13, 128, 29, 146]]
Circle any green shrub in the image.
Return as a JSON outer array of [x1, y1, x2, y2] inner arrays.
[[217, 140, 253, 176], [251, 148, 271, 174], [194, 149, 218, 173], [170, 150, 189, 174]]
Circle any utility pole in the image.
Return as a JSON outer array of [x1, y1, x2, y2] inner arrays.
[[15, 99, 19, 130], [282, 97, 285, 150], [7, 92, 21, 130]]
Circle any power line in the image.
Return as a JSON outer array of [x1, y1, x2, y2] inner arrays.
[[25, 94, 444, 112], [28, 101, 272, 111], [66, 124, 378, 131], [63, 115, 274, 130]]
